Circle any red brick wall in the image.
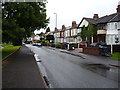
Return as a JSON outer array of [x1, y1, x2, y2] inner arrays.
[[83, 47, 100, 56]]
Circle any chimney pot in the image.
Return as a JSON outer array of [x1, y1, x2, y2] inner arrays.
[[62, 25, 66, 30], [117, 5, 120, 13], [72, 21, 77, 27], [93, 14, 99, 20], [54, 27, 58, 31]]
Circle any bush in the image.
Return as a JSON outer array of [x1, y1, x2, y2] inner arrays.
[[56, 44, 64, 49], [24, 41, 31, 44]]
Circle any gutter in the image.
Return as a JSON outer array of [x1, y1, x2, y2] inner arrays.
[[34, 54, 52, 88]]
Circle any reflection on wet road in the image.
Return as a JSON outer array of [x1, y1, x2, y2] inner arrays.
[[27, 45, 119, 88]]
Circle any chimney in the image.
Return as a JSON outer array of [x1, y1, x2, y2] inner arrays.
[[62, 25, 66, 30], [72, 21, 77, 27], [54, 27, 58, 31], [93, 14, 99, 20], [117, 1, 120, 13]]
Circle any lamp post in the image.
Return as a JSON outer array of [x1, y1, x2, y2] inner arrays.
[[54, 13, 57, 28], [54, 13, 57, 46]]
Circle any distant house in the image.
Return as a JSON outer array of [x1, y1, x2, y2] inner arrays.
[[69, 21, 78, 43], [54, 27, 61, 44], [53, 21, 79, 44]]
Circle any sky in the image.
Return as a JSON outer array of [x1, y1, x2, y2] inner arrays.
[[34, 0, 120, 34]]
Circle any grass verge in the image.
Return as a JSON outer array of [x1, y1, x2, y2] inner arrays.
[[0, 44, 21, 60], [109, 53, 120, 60]]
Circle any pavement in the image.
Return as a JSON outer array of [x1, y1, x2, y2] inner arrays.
[[47, 46, 120, 68], [2, 46, 47, 88]]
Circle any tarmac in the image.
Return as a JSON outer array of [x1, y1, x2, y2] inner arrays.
[[2, 46, 47, 88], [2, 45, 120, 89], [47, 46, 120, 68]]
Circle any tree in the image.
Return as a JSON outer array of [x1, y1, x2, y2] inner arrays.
[[2, 2, 49, 45], [87, 24, 97, 42], [80, 25, 87, 41], [46, 35, 54, 42], [80, 24, 97, 42]]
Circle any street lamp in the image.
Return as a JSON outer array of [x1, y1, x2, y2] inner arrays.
[[54, 13, 57, 28]]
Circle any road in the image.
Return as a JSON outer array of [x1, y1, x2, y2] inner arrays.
[[26, 44, 119, 88]]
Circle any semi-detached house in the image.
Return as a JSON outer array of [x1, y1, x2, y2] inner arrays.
[[51, 2, 120, 50], [78, 2, 120, 46]]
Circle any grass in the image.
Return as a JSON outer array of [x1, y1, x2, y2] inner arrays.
[[109, 53, 120, 60], [0, 44, 21, 60]]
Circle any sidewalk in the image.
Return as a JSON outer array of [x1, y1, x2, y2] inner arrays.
[[2, 46, 47, 88], [47, 47, 120, 67]]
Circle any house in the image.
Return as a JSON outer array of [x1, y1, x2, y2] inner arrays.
[[53, 21, 79, 44], [78, 1, 120, 45], [54, 27, 61, 44], [60, 25, 66, 43], [64, 21, 78, 43], [52, 1, 120, 47], [78, 14, 98, 43], [106, 3, 120, 46], [69, 21, 78, 43], [96, 13, 117, 43]]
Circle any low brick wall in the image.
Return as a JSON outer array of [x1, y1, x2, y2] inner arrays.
[[72, 48, 83, 52], [83, 47, 100, 56]]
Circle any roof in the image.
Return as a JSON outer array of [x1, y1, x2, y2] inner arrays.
[[96, 13, 117, 24], [78, 13, 119, 27], [109, 13, 120, 22], [84, 18, 96, 24], [77, 17, 96, 28]]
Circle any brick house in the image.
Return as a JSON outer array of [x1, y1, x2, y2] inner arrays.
[[53, 21, 79, 44]]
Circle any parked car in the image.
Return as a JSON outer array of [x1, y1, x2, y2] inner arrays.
[[90, 42, 106, 47], [32, 43, 42, 46], [79, 41, 89, 47]]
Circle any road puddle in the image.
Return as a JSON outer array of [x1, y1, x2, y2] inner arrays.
[[86, 63, 110, 70], [81, 63, 119, 82]]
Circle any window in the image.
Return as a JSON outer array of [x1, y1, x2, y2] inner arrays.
[[115, 23, 117, 29]]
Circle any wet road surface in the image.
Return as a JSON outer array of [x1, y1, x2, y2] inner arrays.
[[26, 45, 119, 88]]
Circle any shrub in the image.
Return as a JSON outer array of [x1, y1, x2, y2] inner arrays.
[[56, 44, 64, 49], [24, 41, 31, 44]]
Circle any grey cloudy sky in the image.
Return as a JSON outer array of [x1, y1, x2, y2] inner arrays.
[[34, 0, 120, 34]]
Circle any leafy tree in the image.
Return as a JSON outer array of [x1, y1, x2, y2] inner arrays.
[[87, 24, 97, 42], [2, 2, 49, 45], [46, 35, 54, 42], [80, 25, 87, 41], [80, 24, 97, 42]]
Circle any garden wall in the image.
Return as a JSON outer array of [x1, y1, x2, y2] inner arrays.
[[83, 47, 100, 56]]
